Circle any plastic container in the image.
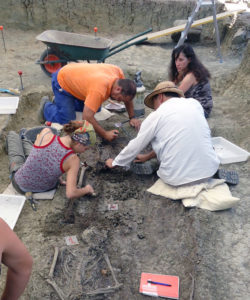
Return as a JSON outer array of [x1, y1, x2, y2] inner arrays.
[[0, 194, 26, 229], [212, 137, 250, 164], [0, 97, 20, 114]]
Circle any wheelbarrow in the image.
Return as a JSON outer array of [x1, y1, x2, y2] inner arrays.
[[36, 28, 152, 76]]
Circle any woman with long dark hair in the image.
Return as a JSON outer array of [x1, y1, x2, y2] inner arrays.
[[169, 43, 213, 118]]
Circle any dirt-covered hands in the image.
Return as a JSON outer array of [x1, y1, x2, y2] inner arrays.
[[104, 130, 119, 142], [105, 158, 114, 168], [129, 117, 141, 130], [84, 184, 94, 195]]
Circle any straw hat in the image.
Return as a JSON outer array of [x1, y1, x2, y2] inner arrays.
[[144, 81, 184, 109]]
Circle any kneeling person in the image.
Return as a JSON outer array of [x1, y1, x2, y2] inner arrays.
[[41, 63, 140, 142], [106, 81, 219, 186]]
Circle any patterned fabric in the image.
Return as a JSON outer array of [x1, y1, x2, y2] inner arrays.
[[185, 80, 212, 118], [14, 135, 74, 193], [73, 120, 96, 146], [71, 133, 90, 145]]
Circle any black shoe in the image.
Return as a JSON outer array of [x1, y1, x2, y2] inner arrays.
[[19, 128, 27, 139], [214, 169, 239, 185]]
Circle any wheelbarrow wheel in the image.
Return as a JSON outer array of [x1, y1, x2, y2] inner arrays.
[[40, 49, 66, 77]]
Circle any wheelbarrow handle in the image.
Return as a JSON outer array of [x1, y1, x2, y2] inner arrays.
[[109, 28, 152, 51], [100, 37, 148, 62]]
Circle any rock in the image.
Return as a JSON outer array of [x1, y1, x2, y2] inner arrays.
[[232, 28, 247, 44], [171, 19, 202, 43]]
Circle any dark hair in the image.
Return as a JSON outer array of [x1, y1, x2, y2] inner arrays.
[[152, 91, 180, 103], [169, 43, 211, 83], [163, 92, 180, 98], [63, 120, 84, 134], [117, 79, 136, 99]]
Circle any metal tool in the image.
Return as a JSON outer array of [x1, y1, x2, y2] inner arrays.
[[0, 88, 19, 95], [25, 192, 37, 211], [18, 70, 24, 90], [176, 0, 222, 62], [0, 25, 6, 52], [114, 119, 130, 128]]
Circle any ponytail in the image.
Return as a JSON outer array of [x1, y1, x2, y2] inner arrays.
[[63, 120, 85, 134]]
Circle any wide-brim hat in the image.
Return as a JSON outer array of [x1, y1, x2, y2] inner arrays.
[[144, 81, 184, 109]]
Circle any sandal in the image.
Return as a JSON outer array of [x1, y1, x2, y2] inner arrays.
[[214, 169, 239, 185]]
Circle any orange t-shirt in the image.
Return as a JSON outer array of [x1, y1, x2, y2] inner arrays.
[[57, 63, 125, 112]]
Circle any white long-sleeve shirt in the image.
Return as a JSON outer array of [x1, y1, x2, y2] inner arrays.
[[112, 97, 219, 186]]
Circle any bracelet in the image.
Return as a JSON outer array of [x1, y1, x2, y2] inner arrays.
[[129, 116, 135, 120]]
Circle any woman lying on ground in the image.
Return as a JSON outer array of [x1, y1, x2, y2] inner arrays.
[[0, 217, 33, 300], [7, 120, 96, 199], [169, 43, 213, 118]]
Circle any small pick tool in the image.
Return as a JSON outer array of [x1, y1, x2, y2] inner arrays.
[[0, 25, 6, 52], [18, 70, 24, 90], [114, 119, 130, 128]]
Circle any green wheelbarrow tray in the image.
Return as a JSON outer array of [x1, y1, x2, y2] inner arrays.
[[36, 30, 113, 61], [36, 28, 152, 76]]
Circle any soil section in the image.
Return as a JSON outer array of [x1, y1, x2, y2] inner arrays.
[[0, 1, 250, 300]]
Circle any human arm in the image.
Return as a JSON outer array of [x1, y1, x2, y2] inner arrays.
[[0, 218, 33, 300], [134, 151, 156, 163], [124, 101, 141, 130], [83, 105, 119, 142], [108, 111, 158, 168], [63, 155, 94, 199], [178, 72, 197, 94]]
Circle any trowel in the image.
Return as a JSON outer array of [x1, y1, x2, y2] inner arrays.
[[0, 88, 20, 95], [114, 119, 130, 128]]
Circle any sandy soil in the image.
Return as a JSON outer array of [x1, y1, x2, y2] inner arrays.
[[0, 6, 250, 300]]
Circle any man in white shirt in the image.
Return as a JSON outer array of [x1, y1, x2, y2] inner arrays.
[[105, 81, 220, 186]]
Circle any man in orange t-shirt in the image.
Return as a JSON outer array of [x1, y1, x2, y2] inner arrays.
[[41, 63, 140, 141]]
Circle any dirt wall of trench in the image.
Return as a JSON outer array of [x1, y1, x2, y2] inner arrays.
[[0, 1, 250, 300], [1, 0, 224, 34]]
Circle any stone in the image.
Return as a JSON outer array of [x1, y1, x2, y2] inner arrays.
[[171, 19, 202, 43], [232, 28, 247, 44]]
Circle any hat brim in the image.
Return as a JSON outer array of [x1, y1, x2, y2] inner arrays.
[[144, 87, 184, 109]]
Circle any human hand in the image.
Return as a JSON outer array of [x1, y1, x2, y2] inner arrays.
[[105, 158, 114, 168], [104, 130, 119, 141], [129, 118, 141, 130], [84, 184, 94, 195], [134, 153, 150, 163], [59, 176, 66, 186]]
